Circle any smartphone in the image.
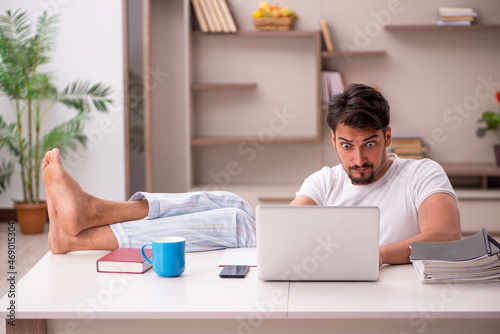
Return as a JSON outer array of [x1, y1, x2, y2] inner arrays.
[[219, 265, 250, 278]]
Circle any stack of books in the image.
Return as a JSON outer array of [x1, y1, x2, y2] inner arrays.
[[390, 138, 427, 159], [410, 228, 500, 283], [436, 7, 478, 26], [321, 71, 344, 104], [191, 0, 238, 33]]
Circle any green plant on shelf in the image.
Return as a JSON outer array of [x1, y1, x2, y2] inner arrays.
[[476, 91, 500, 139]]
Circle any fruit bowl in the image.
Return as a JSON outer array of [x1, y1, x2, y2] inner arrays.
[[253, 2, 297, 31], [253, 17, 295, 31]]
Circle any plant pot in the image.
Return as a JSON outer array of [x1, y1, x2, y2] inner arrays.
[[495, 145, 500, 167], [14, 201, 48, 234]]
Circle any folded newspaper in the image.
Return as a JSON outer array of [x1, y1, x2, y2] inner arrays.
[[410, 228, 500, 283]]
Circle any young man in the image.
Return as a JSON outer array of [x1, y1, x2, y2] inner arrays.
[[43, 83, 460, 266], [290, 83, 461, 265]]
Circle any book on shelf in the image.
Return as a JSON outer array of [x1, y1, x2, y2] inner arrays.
[[191, 0, 209, 32], [436, 20, 472, 26], [390, 137, 427, 159], [218, 0, 238, 32], [410, 228, 500, 283], [321, 71, 344, 104], [437, 7, 477, 26], [192, 0, 237, 33], [204, 0, 222, 32], [198, 0, 216, 32], [210, 0, 229, 32], [391, 138, 424, 146], [439, 16, 475, 22], [319, 19, 334, 52], [438, 7, 476, 14], [96, 248, 153, 274]]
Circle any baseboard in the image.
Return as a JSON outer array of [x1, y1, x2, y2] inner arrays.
[[0, 208, 17, 222]]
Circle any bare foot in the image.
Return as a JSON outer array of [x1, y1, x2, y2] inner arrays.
[[46, 190, 77, 254], [42, 148, 98, 237]]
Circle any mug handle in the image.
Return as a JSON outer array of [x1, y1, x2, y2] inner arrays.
[[141, 244, 153, 265]]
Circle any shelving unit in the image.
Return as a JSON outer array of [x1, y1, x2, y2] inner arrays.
[[188, 28, 323, 189]]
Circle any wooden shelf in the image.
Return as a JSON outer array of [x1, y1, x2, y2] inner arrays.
[[385, 24, 500, 31], [441, 163, 500, 177], [191, 136, 320, 146], [192, 30, 320, 37], [191, 83, 257, 91], [441, 162, 500, 190], [321, 50, 385, 58]]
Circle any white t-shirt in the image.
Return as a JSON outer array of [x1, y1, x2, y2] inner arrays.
[[295, 155, 457, 246]]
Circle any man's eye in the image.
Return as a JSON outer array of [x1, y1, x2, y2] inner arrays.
[[342, 143, 351, 150], [366, 142, 375, 148]]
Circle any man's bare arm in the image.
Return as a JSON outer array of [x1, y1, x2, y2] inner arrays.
[[379, 192, 461, 266], [289, 195, 317, 206]]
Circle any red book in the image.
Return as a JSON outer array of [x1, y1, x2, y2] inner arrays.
[[96, 248, 152, 274]]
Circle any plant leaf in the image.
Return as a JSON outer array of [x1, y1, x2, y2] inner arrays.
[[32, 72, 58, 100], [30, 11, 59, 67], [0, 159, 15, 194], [58, 80, 113, 113], [0, 9, 31, 48], [0, 115, 19, 155], [39, 113, 91, 157]]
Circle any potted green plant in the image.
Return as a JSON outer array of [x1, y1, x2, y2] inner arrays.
[[0, 9, 113, 233], [476, 91, 500, 166]]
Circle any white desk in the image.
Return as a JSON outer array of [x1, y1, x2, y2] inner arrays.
[[2, 250, 500, 334]]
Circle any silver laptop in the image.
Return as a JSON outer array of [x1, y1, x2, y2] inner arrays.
[[256, 205, 380, 281]]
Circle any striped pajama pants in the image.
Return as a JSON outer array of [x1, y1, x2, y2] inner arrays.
[[110, 191, 256, 252]]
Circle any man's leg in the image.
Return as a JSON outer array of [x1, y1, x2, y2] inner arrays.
[[43, 148, 149, 253], [42, 148, 149, 236], [43, 148, 256, 254]]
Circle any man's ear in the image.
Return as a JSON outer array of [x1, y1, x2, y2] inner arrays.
[[385, 126, 392, 147], [331, 130, 337, 151]]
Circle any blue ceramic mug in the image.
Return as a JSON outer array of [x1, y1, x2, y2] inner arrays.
[[141, 236, 186, 277]]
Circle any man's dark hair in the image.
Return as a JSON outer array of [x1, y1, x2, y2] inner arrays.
[[326, 83, 390, 133]]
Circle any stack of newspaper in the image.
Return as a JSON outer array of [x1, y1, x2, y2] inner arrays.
[[410, 229, 500, 283]]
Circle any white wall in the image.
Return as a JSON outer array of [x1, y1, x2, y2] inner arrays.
[[0, 0, 125, 207]]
